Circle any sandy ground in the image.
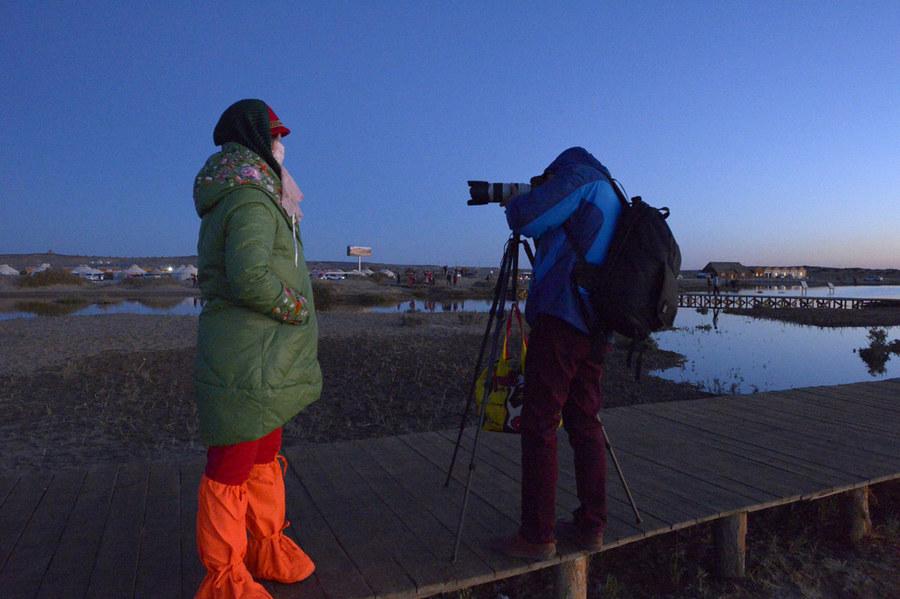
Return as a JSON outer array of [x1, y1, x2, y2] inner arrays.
[[0, 311, 700, 474]]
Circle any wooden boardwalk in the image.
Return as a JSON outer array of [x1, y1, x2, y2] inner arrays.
[[1, 378, 898, 598], [678, 292, 900, 310]]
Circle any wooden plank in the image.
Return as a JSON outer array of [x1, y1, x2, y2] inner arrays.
[[290, 444, 415, 598], [717, 394, 900, 448], [600, 408, 807, 497], [280, 447, 368, 599], [633, 398, 892, 477], [608, 407, 835, 500], [604, 406, 859, 488], [331, 440, 495, 589], [406, 430, 668, 549], [696, 397, 900, 458], [762, 389, 900, 436], [356, 435, 530, 577], [179, 461, 204, 599], [307, 441, 456, 597], [86, 463, 149, 598], [0, 475, 18, 510], [134, 463, 181, 599], [632, 402, 898, 481], [785, 386, 900, 420], [36, 466, 118, 599], [840, 380, 900, 407], [442, 427, 702, 531], [0, 470, 84, 598], [0, 471, 51, 572]]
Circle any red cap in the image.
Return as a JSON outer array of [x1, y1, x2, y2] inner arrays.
[[268, 106, 291, 137]]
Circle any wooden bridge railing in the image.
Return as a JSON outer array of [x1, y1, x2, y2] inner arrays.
[[678, 293, 900, 310]]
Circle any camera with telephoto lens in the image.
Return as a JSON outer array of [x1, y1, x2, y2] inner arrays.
[[466, 181, 531, 205]]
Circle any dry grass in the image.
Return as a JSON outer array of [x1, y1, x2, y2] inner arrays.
[[0, 322, 702, 471], [16, 269, 85, 287]]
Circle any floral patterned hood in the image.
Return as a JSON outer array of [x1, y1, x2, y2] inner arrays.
[[194, 142, 282, 218]]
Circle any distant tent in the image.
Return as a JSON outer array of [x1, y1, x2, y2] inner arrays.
[[345, 270, 366, 277], [378, 269, 396, 279], [29, 263, 51, 275], [71, 265, 104, 279], [120, 264, 147, 278], [0, 264, 20, 276], [173, 264, 198, 281], [361, 268, 375, 276]]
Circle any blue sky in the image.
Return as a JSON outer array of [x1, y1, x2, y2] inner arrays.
[[1, 1, 897, 269]]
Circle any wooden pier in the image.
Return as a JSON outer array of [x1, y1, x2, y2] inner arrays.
[[678, 292, 900, 310], [1, 378, 898, 598]]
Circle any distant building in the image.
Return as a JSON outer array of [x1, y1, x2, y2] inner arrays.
[[701, 262, 749, 280], [752, 266, 808, 280]]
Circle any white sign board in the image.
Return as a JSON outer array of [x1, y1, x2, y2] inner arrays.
[[347, 246, 373, 257]]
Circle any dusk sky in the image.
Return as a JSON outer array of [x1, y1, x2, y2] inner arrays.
[[1, 1, 898, 269]]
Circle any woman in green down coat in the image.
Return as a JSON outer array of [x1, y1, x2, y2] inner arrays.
[[192, 99, 321, 599]]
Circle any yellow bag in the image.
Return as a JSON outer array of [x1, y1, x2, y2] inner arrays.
[[475, 304, 528, 433]]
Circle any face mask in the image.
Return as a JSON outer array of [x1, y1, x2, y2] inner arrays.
[[272, 138, 285, 165]]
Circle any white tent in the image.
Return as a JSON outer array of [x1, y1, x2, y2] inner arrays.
[[378, 269, 397, 279], [118, 264, 147, 278], [71, 265, 104, 278], [29, 263, 51, 274], [0, 264, 19, 276], [345, 269, 366, 277], [361, 268, 376, 276], [173, 264, 198, 281]]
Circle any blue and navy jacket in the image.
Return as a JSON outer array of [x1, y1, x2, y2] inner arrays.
[[505, 147, 621, 334]]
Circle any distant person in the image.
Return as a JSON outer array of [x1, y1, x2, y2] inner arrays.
[[706, 274, 712, 293], [713, 274, 720, 296], [494, 147, 621, 560], [447, 271, 453, 286], [193, 99, 320, 598]]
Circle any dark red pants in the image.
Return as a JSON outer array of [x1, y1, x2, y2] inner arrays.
[[520, 316, 607, 544], [205, 427, 283, 485]]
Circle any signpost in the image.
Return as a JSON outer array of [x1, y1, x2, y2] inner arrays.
[[347, 246, 373, 272]]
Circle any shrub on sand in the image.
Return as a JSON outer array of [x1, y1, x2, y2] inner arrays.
[[17, 269, 85, 288]]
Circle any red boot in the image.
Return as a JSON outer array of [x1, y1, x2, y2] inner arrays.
[[245, 456, 315, 583], [195, 475, 272, 599]]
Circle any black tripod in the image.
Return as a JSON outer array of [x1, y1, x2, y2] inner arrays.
[[445, 233, 642, 563]]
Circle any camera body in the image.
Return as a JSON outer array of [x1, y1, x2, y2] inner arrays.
[[467, 181, 531, 205]]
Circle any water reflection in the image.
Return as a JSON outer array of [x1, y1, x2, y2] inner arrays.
[[369, 299, 508, 313], [652, 308, 900, 394], [856, 328, 900, 375]]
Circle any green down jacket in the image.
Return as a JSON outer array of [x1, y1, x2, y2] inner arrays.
[[193, 142, 322, 446]]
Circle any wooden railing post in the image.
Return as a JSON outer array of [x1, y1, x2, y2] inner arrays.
[[714, 512, 747, 578], [554, 556, 588, 599], [848, 486, 872, 544]]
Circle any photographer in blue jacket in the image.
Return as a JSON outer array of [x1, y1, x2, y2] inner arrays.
[[495, 147, 622, 559]]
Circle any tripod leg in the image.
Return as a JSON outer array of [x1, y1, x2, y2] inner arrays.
[[451, 238, 518, 562], [601, 422, 642, 524], [445, 239, 513, 486]]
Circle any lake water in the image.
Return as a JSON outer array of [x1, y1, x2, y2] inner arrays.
[[3, 288, 898, 394], [0, 297, 204, 320], [651, 308, 900, 394]]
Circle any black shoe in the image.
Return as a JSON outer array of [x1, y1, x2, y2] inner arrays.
[[556, 520, 603, 552]]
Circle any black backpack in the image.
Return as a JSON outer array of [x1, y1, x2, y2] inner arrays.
[[573, 180, 682, 378]]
